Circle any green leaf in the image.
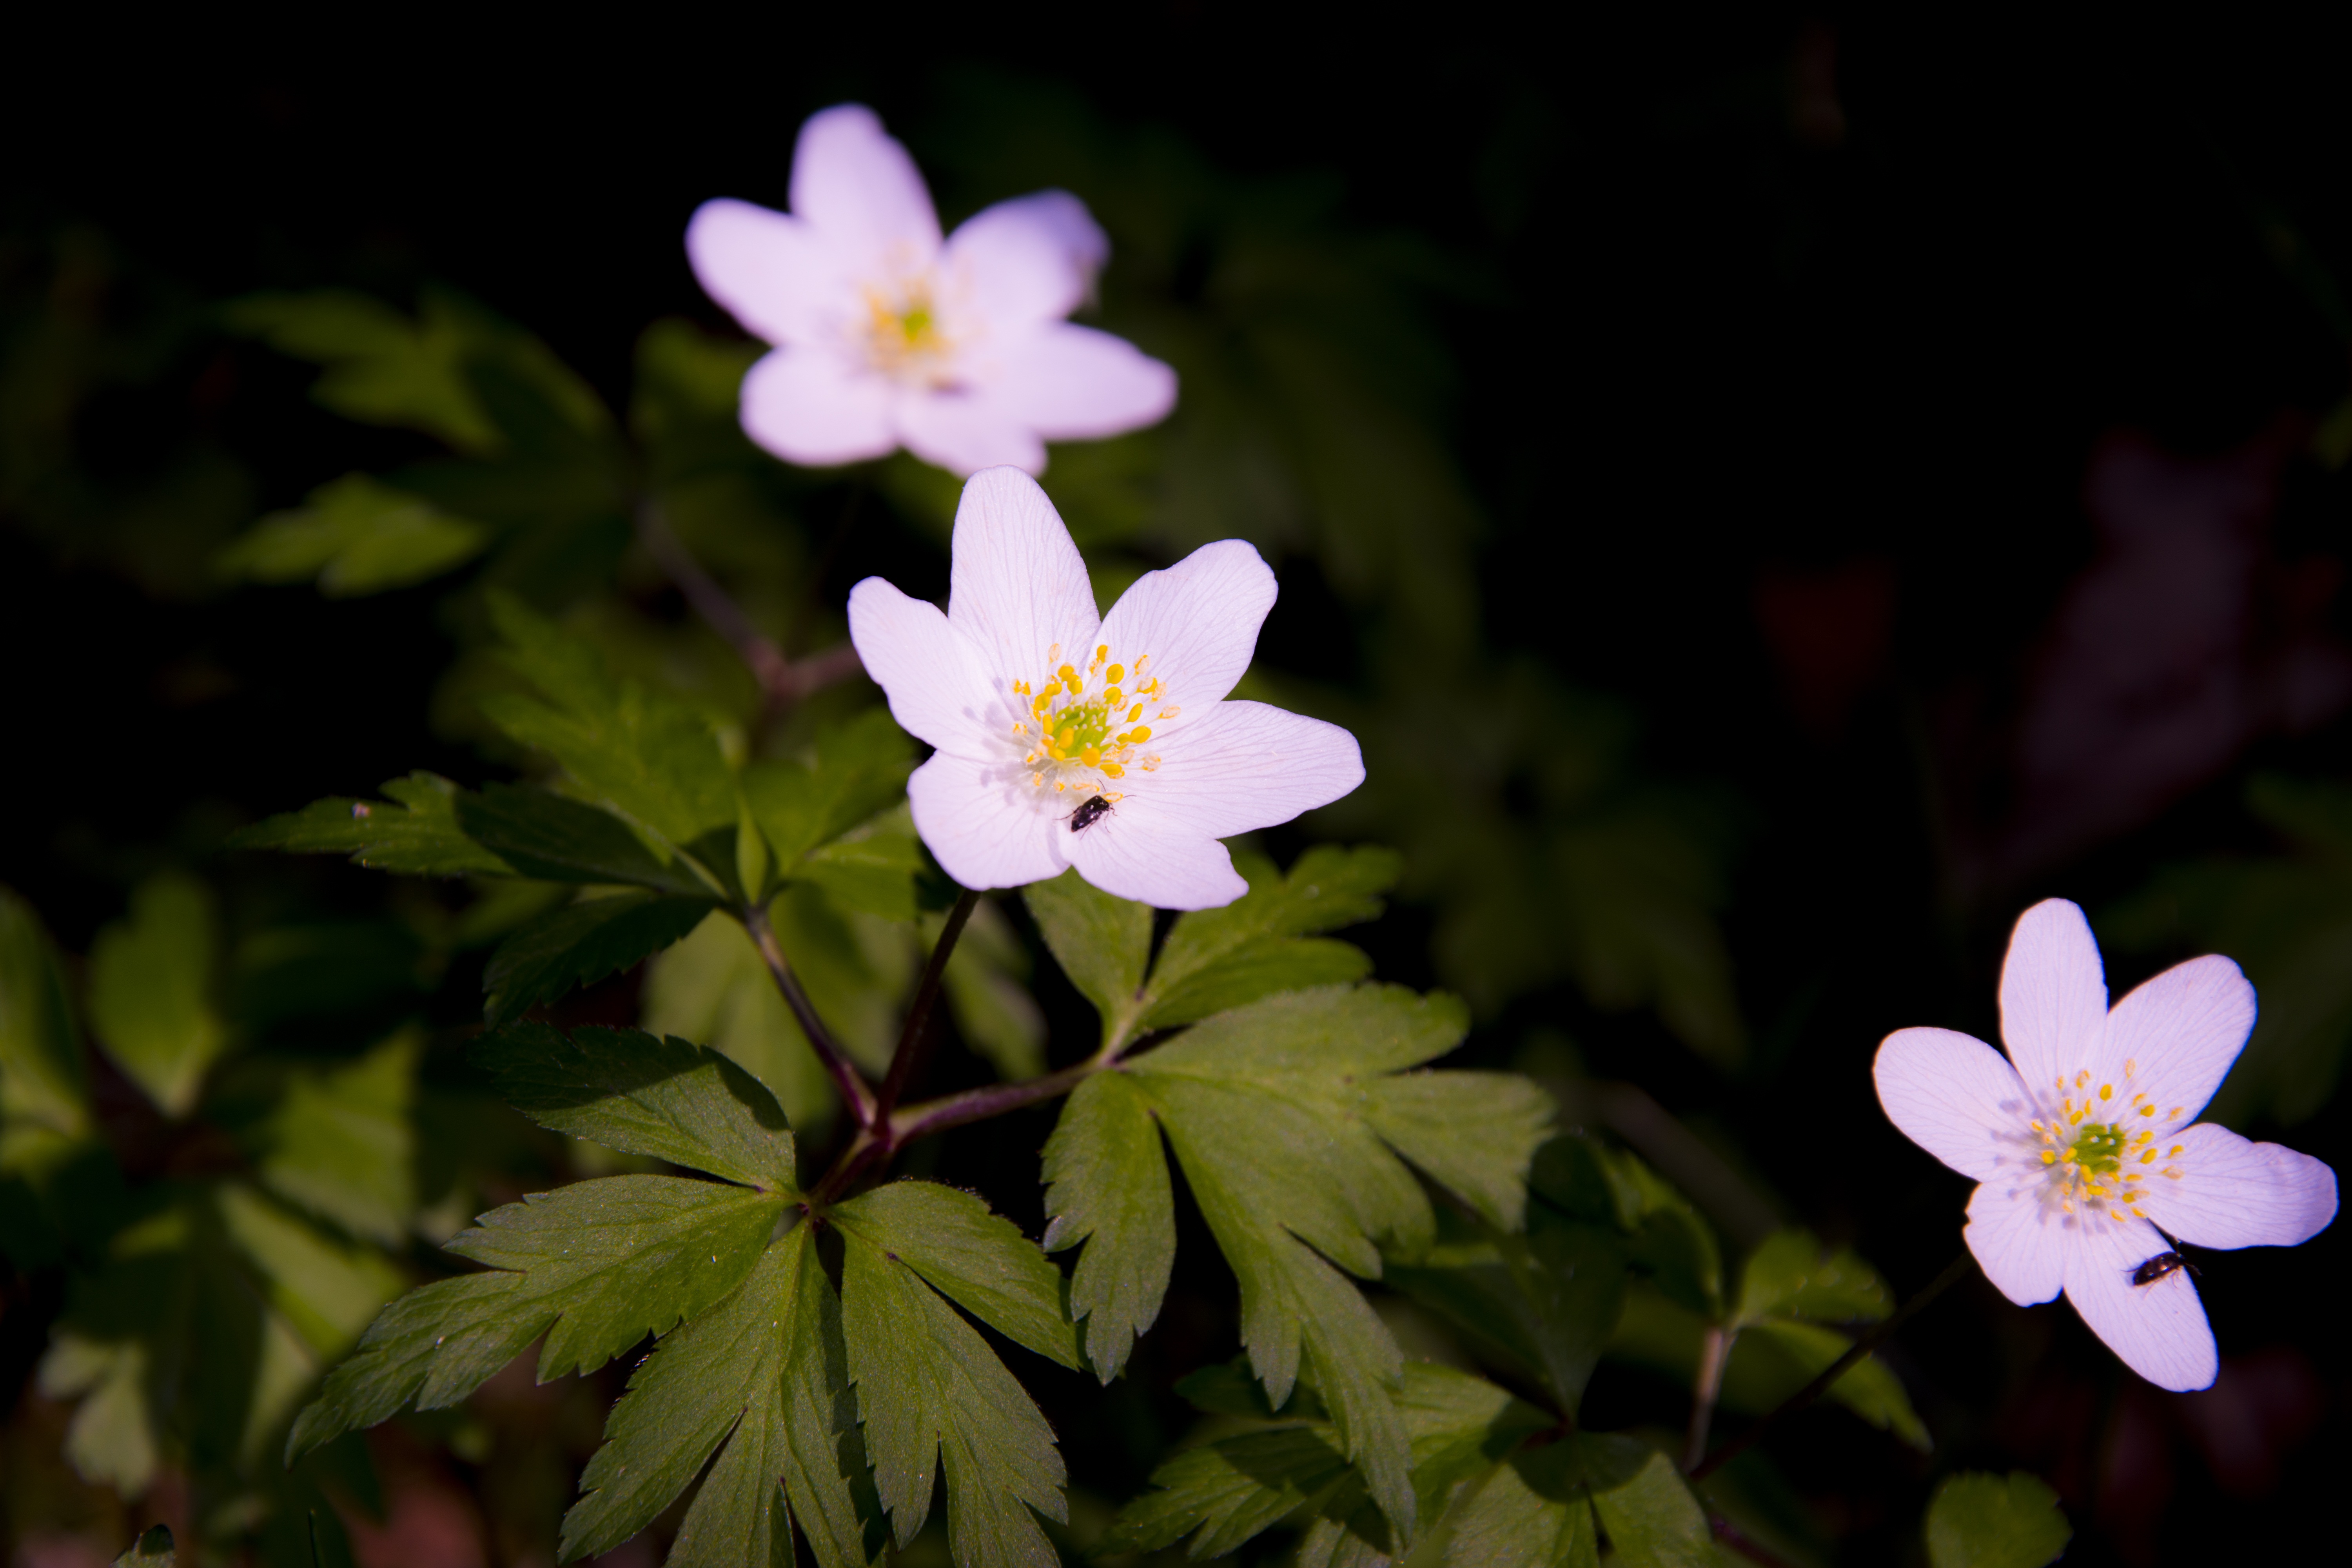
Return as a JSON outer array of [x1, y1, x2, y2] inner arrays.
[[470, 1024, 796, 1190], [216, 473, 488, 595], [1443, 1444, 1596, 1567], [1578, 1435, 1713, 1567], [829, 1180, 1080, 1370], [1135, 846, 1399, 1033], [0, 886, 89, 1136], [800, 823, 924, 922], [480, 591, 737, 850], [87, 872, 227, 1117], [113, 1524, 175, 1567], [641, 911, 840, 1132], [838, 1222, 1068, 1565], [232, 773, 514, 877], [482, 891, 717, 1025], [1736, 1319, 1929, 1451], [244, 1031, 420, 1246], [457, 783, 710, 894], [1040, 1072, 1174, 1381], [1100, 1427, 1352, 1559], [561, 1222, 882, 1568], [1023, 869, 1151, 1043], [1544, 1136, 1722, 1318], [1924, 1471, 2072, 1568], [1732, 1229, 1892, 1327], [1135, 936, 1374, 1031], [742, 709, 918, 869], [287, 1173, 787, 1461]]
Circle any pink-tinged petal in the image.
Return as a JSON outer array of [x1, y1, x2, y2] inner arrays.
[[907, 751, 1067, 891], [684, 198, 841, 347], [1065, 816, 1248, 911], [2097, 955, 2255, 1128], [1964, 1183, 2065, 1306], [2134, 1123, 2337, 1250], [788, 105, 940, 274], [739, 349, 896, 468], [990, 323, 1178, 440], [845, 578, 1002, 756], [1098, 540, 1277, 711], [2063, 1211, 2217, 1391], [1127, 701, 1364, 840], [1998, 899, 2110, 1100], [1873, 1027, 2036, 1183], [944, 468, 1100, 684], [896, 390, 1049, 478], [942, 191, 1107, 328]]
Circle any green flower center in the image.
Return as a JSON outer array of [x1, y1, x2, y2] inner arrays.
[[1006, 643, 1179, 799]]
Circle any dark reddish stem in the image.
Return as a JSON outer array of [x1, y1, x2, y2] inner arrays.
[[871, 889, 980, 1126], [742, 900, 877, 1130], [637, 500, 864, 709]]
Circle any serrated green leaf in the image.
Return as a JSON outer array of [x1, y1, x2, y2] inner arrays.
[[743, 710, 917, 869], [112, 1524, 176, 1567], [470, 1024, 795, 1190], [1098, 1426, 1352, 1559], [87, 872, 227, 1118], [561, 1223, 883, 1568], [1924, 1471, 2071, 1568], [1023, 869, 1151, 1043], [233, 773, 514, 877], [0, 886, 89, 1136], [245, 1031, 419, 1245], [1578, 1435, 1712, 1567], [483, 891, 716, 1025], [1040, 1072, 1173, 1381], [839, 1225, 1067, 1566], [1135, 846, 1399, 1033], [1386, 1206, 1629, 1415], [1733, 1229, 1892, 1327], [1358, 1070, 1554, 1232], [216, 473, 488, 595], [288, 1173, 786, 1461], [1442, 1443, 1596, 1567], [482, 592, 736, 850], [830, 1180, 1080, 1370], [457, 783, 710, 894], [1136, 937, 1374, 1030]]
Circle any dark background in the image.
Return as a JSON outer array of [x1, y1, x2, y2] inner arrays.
[[7, 9, 2352, 1565]]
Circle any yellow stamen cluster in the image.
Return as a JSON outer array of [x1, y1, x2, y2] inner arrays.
[[863, 282, 951, 381], [2033, 1062, 2186, 1219], [1010, 642, 1174, 796]]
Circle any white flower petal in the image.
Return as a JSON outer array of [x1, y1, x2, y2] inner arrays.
[[1066, 814, 1248, 910], [942, 191, 1108, 329], [2134, 1122, 2337, 1250], [788, 104, 941, 275], [1128, 701, 1364, 839], [944, 468, 1100, 683], [907, 751, 1067, 891], [739, 350, 895, 468], [2062, 1210, 2218, 1391], [2097, 954, 2255, 1127], [684, 198, 840, 348], [1964, 1183, 2065, 1306], [845, 578, 1002, 756], [1998, 898, 2110, 1098], [897, 391, 1049, 478], [990, 323, 1179, 441], [1873, 1027, 2035, 1183], [1098, 540, 1278, 712]]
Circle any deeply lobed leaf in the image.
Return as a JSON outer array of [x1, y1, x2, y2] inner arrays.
[[481, 892, 717, 1025], [230, 772, 513, 877]]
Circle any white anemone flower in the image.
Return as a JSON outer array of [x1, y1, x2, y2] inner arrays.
[[847, 467, 1363, 910], [1874, 899, 2337, 1391], [685, 104, 1177, 477]]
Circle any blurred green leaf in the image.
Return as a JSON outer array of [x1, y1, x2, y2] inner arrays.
[[216, 473, 488, 595], [0, 886, 89, 1136], [112, 1524, 175, 1567], [1924, 1471, 2071, 1568], [801, 822, 924, 922], [233, 772, 513, 877], [1023, 868, 1152, 1044], [243, 1032, 419, 1247], [482, 891, 717, 1025], [87, 872, 227, 1117], [1732, 1229, 1892, 1327]]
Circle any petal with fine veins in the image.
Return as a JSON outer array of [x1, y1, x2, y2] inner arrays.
[[2063, 1213, 2217, 1391], [1098, 541, 1278, 712], [739, 350, 895, 468], [1998, 898, 2110, 1095], [946, 468, 1099, 681], [788, 104, 941, 274], [2097, 954, 2255, 1127], [942, 191, 1107, 329], [846, 578, 1000, 756], [1873, 1027, 2033, 1183], [1964, 1183, 2064, 1306], [897, 390, 1049, 478], [2134, 1123, 2337, 1250], [1066, 817, 1248, 911], [1128, 701, 1363, 840], [992, 323, 1179, 440], [685, 199, 841, 347], [907, 751, 1067, 891]]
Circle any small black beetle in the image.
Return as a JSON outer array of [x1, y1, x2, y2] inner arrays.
[[1068, 795, 1115, 833], [2129, 1251, 2197, 1287]]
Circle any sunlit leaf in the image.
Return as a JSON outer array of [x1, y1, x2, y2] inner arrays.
[[87, 872, 227, 1118], [1924, 1471, 2071, 1568], [232, 773, 513, 877]]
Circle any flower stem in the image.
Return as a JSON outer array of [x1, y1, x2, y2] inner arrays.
[[1684, 1323, 1733, 1472], [741, 900, 877, 1131], [1686, 1250, 1974, 1482], [637, 499, 865, 709], [871, 889, 980, 1126], [890, 1061, 1102, 1145]]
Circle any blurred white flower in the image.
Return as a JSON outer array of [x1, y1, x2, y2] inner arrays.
[[686, 104, 1176, 477], [1875, 899, 2337, 1390], [848, 468, 1361, 909]]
